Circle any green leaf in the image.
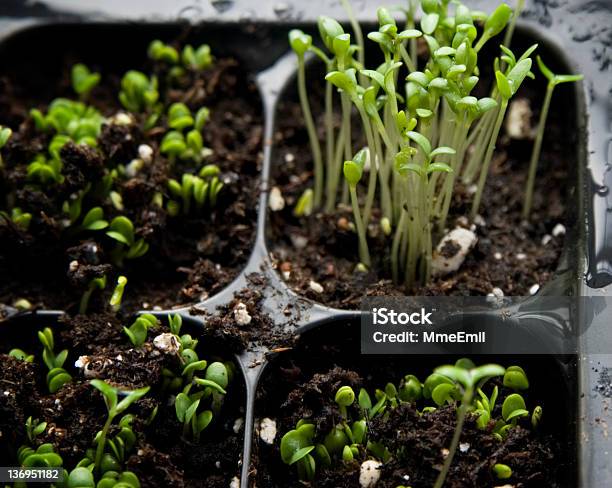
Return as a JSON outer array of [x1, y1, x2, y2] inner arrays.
[[194, 378, 227, 395], [289, 29, 312, 57], [421, 13, 439, 35], [505, 408, 529, 422], [484, 4, 513, 38], [290, 446, 316, 465], [506, 58, 533, 94], [361, 69, 385, 89], [281, 429, 312, 465], [175, 393, 191, 422], [471, 364, 505, 384], [432, 383, 459, 406], [495, 71, 512, 99], [493, 463, 512, 479], [318, 16, 344, 51], [398, 29, 422, 40], [115, 386, 150, 415], [106, 216, 135, 245], [555, 74, 584, 84], [358, 388, 372, 411], [503, 366, 529, 390], [196, 410, 213, 433], [91, 380, 118, 412], [427, 162, 453, 174], [325, 71, 356, 96], [406, 131, 432, 156], [502, 393, 527, 421], [0, 126, 12, 148]]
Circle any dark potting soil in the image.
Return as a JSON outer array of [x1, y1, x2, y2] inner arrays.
[[254, 365, 566, 488], [268, 67, 574, 309], [0, 54, 262, 313], [0, 313, 244, 487]]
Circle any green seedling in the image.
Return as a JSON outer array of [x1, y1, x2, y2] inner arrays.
[[470, 47, 536, 218], [0, 207, 32, 231], [38, 327, 72, 393], [0, 125, 11, 167], [8, 348, 35, 362], [27, 153, 63, 185], [280, 422, 317, 481], [335, 385, 356, 419], [106, 217, 149, 266], [79, 274, 107, 315], [289, 29, 323, 208], [493, 463, 513, 479], [109, 276, 128, 312], [123, 314, 159, 347], [291, 1, 540, 287], [503, 365, 529, 390], [174, 392, 213, 441], [90, 380, 149, 475], [344, 148, 371, 267], [523, 56, 583, 218], [432, 362, 505, 488], [293, 188, 314, 217], [25, 417, 47, 443], [31, 98, 103, 145], [167, 168, 223, 215], [182, 44, 214, 71], [71, 63, 101, 98], [119, 71, 159, 113], [148, 39, 179, 64]]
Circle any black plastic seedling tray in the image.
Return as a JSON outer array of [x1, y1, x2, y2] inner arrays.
[[1, 0, 611, 487]]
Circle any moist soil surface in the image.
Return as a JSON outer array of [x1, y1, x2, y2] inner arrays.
[[252, 324, 573, 487], [0, 49, 262, 313], [0, 313, 244, 487], [268, 65, 574, 309]]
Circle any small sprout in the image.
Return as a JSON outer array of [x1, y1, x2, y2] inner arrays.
[[523, 56, 583, 218], [398, 374, 422, 402], [106, 217, 149, 265], [1, 207, 32, 231], [25, 416, 48, 443], [38, 327, 72, 393], [0, 125, 11, 166], [280, 423, 316, 481], [80, 207, 109, 231], [182, 44, 214, 71], [71, 63, 100, 98], [501, 393, 529, 423], [148, 39, 179, 64], [289, 29, 323, 208], [168, 103, 195, 131], [503, 365, 529, 390], [492, 463, 513, 479], [335, 385, 356, 418], [17, 442, 63, 469], [531, 405, 543, 428], [123, 313, 159, 347], [119, 71, 159, 113], [432, 363, 505, 488], [344, 148, 371, 267], [166, 169, 224, 215], [293, 188, 314, 217], [9, 348, 35, 362], [174, 393, 213, 441], [109, 276, 128, 312], [79, 274, 107, 315], [27, 153, 63, 185], [90, 379, 150, 474], [13, 298, 33, 310]]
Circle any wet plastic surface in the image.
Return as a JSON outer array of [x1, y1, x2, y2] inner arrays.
[[1, 0, 612, 486]]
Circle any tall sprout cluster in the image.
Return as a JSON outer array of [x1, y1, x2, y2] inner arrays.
[[289, 0, 537, 287]]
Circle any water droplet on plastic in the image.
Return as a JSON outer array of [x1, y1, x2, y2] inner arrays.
[[597, 185, 609, 196], [211, 0, 233, 13], [273, 2, 293, 19], [177, 5, 203, 21]]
